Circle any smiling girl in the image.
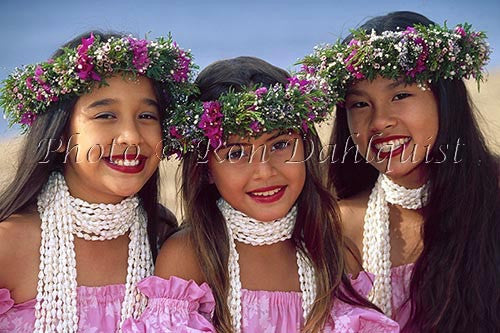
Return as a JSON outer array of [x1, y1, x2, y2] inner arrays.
[[300, 11, 500, 332], [124, 56, 400, 332], [0, 31, 195, 332]]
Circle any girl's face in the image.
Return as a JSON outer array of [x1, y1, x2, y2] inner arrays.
[[208, 130, 306, 222], [345, 76, 439, 187], [63, 75, 163, 203]]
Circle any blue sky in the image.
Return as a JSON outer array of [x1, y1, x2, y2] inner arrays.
[[1, 0, 499, 137]]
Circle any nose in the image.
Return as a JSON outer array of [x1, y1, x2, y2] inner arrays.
[[370, 104, 397, 134], [115, 118, 144, 148], [251, 146, 277, 180]]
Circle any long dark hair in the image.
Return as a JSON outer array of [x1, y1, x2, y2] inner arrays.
[[181, 56, 379, 332], [0, 31, 177, 260], [329, 11, 500, 332]]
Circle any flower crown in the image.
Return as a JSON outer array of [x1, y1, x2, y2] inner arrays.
[[164, 76, 332, 158], [298, 22, 490, 103], [1, 33, 197, 130]]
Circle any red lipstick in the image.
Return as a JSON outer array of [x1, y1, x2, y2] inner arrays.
[[247, 185, 287, 204]]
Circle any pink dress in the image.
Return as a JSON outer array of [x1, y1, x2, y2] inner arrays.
[[124, 272, 400, 332], [353, 264, 414, 330], [0, 278, 214, 332]]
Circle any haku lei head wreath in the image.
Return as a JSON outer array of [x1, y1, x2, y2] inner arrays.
[[298, 22, 491, 102], [1, 32, 197, 130], [164, 76, 332, 158]]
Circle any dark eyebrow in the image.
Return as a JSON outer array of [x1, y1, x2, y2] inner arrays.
[[143, 98, 159, 108], [345, 88, 364, 97], [387, 78, 407, 90], [266, 131, 288, 142], [87, 98, 159, 109], [221, 132, 291, 149], [87, 98, 117, 109], [220, 142, 251, 149]]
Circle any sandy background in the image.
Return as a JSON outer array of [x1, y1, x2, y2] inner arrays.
[[1, 70, 499, 217]]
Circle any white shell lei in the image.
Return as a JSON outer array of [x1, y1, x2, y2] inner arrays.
[[363, 173, 429, 316], [217, 199, 317, 332], [34, 172, 153, 332]]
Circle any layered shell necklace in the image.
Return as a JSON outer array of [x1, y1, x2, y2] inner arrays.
[[34, 172, 153, 332], [217, 199, 316, 333], [363, 173, 429, 316]]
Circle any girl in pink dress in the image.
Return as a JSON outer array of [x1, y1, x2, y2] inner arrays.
[[0, 31, 196, 332], [124, 56, 399, 332], [300, 11, 500, 332]]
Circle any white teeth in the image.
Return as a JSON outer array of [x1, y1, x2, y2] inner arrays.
[[374, 137, 411, 152], [251, 187, 282, 197], [109, 158, 140, 167]]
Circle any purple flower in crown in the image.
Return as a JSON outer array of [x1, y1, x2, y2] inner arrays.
[[76, 33, 101, 81], [78, 33, 95, 54], [254, 87, 268, 98], [301, 119, 309, 133], [301, 64, 316, 74], [198, 101, 224, 148], [249, 120, 261, 133], [171, 43, 191, 82], [286, 76, 311, 93], [20, 111, 36, 126], [128, 38, 151, 73], [169, 126, 182, 139]]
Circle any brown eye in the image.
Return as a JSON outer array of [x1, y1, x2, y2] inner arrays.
[[271, 140, 289, 151], [95, 112, 115, 119], [139, 112, 159, 120], [393, 93, 411, 101]]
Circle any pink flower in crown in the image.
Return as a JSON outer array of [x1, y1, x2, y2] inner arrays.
[[254, 87, 268, 97], [344, 48, 365, 80], [406, 36, 429, 78], [128, 38, 151, 73], [26, 77, 34, 91], [20, 111, 36, 126], [402, 26, 417, 35], [454, 26, 466, 37], [198, 101, 224, 148]]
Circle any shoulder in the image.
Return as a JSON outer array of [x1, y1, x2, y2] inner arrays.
[[154, 227, 205, 284], [0, 209, 41, 286]]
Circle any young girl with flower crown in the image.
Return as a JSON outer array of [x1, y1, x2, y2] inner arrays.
[[123, 56, 400, 332], [300, 11, 500, 332], [0, 31, 197, 332]]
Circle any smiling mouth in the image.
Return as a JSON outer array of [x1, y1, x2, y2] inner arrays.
[[103, 154, 147, 173], [373, 137, 411, 152], [247, 185, 287, 203]]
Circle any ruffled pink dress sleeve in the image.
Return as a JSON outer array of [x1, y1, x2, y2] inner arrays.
[[240, 271, 399, 332], [122, 276, 216, 333]]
